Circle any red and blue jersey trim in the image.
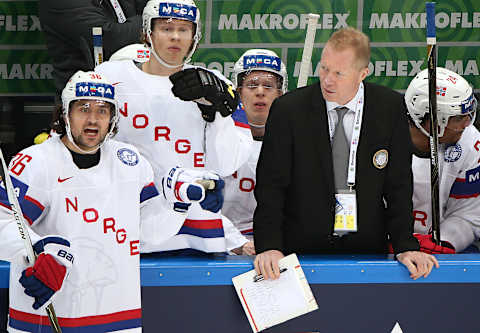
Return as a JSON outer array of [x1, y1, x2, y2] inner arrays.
[[241, 228, 253, 236], [0, 177, 44, 225], [450, 166, 480, 199], [9, 308, 141, 333], [178, 219, 225, 238], [140, 182, 159, 203], [449, 177, 480, 199], [232, 103, 250, 129]]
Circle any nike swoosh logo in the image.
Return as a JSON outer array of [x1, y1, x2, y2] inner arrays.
[[58, 176, 73, 183], [112, 82, 122, 86]]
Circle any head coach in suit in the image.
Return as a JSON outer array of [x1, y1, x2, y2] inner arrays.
[[253, 27, 438, 280]]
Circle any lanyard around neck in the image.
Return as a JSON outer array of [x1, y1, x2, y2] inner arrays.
[[109, 0, 126, 23], [346, 83, 364, 189]]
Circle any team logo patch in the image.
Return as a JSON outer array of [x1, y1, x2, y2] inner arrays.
[[137, 49, 150, 59], [158, 2, 197, 22], [117, 148, 139, 166], [373, 149, 388, 169], [436, 86, 447, 96], [444, 144, 462, 162], [243, 55, 281, 71]]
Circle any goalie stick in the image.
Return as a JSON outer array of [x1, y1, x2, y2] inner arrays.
[[297, 13, 320, 88], [0, 149, 63, 333], [426, 2, 441, 244]]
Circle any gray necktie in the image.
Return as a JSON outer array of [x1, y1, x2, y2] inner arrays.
[[332, 107, 350, 190]]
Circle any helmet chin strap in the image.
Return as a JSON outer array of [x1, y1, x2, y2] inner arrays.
[[147, 33, 184, 69], [65, 121, 100, 154], [419, 110, 476, 137], [64, 114, 113, 154], [445, 124, 469, 133], [248, 121, 265, 129]]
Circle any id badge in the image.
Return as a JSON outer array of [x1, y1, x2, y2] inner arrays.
[[334, 190, 358, 233]]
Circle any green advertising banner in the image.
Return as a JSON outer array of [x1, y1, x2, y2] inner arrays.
[[363, 0, 480, 42], [368, 46, 480, 90], [194, 44, 480, 92], [285, 46, 322, 89], [196, 0, 207, 40], [209, 0, 356, 44], [1, 0, 479, 95], [0, 50, 54, 95], [0, 0, 44, 45]]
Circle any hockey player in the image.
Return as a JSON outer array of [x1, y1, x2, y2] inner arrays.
[[405, 67, 480, 254], [95, 0, 253, 254], [0, 71, 221, 332], [223, 49, 287, 250]]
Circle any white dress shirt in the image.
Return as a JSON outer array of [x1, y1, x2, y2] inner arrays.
[[325, 83, 364, 144]]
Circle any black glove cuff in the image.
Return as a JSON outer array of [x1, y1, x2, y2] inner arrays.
[[218, 87, 240, 118], [198, 104, 216, 122]]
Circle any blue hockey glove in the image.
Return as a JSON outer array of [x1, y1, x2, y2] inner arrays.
[[162, 166, 225, 213], [199, 178, 225, 213], [162, 166, 207, 213]]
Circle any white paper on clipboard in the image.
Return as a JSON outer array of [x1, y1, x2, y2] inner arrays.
[[232, 253, 318, 332]]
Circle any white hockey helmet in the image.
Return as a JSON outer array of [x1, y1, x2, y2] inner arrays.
[[61, 70, 119, 152], [232, 49, 288, 93], [405, 67, 477, 137], [142, 0, 201, 66], [109, 43, 150, 63]]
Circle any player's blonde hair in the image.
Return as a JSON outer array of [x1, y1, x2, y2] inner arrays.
[[325, 27, 370, 69]]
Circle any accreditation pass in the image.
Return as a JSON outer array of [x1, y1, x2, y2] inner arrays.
[[334, 190, 357, 233]]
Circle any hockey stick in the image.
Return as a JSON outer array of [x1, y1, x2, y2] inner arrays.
[[196, 179, 215, 190], [93, 27, 103, 67], [426, 2, 441, 244], [0, 149, 63, 333], [297, 13, 320, 88]]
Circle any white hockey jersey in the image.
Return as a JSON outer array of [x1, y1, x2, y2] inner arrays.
[[223, 140, 263, 239], [0, 137, 186, 332], [96, 60, 252, 252], [412, 125, 480, 251]]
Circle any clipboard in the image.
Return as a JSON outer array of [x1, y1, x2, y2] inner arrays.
[[232, 253, 318, 332]]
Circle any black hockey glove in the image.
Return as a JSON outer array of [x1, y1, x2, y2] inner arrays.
[[169, 68, 240, 122]]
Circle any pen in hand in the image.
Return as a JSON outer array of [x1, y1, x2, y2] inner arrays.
[[253, 268, 288, 282]]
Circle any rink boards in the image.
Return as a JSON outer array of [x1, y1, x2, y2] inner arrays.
[[1, 254, 479, 332]]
